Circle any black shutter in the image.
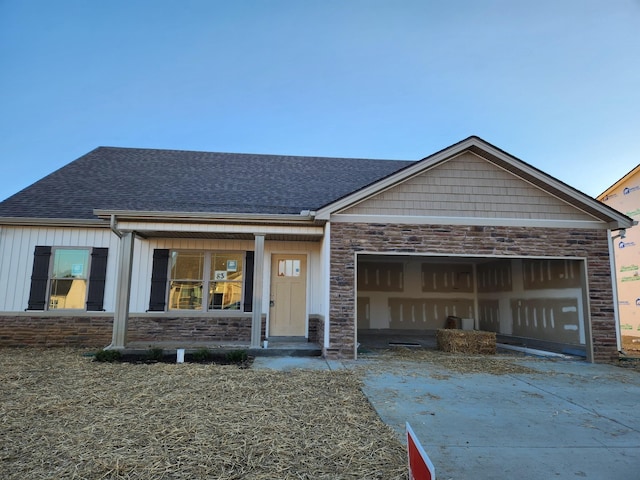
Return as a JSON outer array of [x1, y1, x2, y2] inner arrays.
[[86, 248, 108, 311], [27, 246, 51, 310], [243, 251, 254, 312], [148, 249, 170, 311]]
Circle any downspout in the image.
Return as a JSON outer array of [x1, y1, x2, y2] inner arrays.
[[110, 214, 123, 238], [608, 229, 623, 353]]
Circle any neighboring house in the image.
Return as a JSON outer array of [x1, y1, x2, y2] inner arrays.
[[0, 137, 632, 363], [598, 165, 640, 355]]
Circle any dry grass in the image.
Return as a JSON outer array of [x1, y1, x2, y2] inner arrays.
[[360, 347, 542, 375], [621, 336, 640, 358], [0, 348, 406, 479]]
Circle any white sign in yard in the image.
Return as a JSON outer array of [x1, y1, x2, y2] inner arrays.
[[407, 422, 436, 480]]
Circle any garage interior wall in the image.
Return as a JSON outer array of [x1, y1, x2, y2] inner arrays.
[[356, 255, 588, 349]]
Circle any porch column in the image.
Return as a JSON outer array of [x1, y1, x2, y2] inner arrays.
[[322, 222, 331, 351], [109, 231, 135, 349], [251, 234, 265, 348]]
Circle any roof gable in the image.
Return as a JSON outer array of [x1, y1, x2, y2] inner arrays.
[[340, 151, 599, 222], [317, 136, 633, 229]]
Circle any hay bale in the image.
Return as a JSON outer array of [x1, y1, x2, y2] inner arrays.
[[437, 328, 496, 355]]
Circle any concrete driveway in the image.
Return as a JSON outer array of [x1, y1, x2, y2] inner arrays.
[[355, 354, 640, 480]]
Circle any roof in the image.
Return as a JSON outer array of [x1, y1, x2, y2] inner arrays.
[[597, 163, 640, 200], [0, 147, 413, 220], [0, 138, 632, 230]]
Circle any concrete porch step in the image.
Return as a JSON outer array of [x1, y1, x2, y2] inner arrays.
[[251, 344, 322, 358]]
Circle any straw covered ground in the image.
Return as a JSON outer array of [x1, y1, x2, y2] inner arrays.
[[0, 348, 406, 479], [360, 346, 543, 375]]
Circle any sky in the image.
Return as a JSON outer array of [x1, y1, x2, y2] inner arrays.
[[1, 0, 639, 203]]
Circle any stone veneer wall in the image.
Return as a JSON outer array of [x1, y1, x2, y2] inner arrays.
[[0, 315, 113, 347], [328, 223, 617, 363], [308, 315, 323, 346], [127, 315, 265, 343], [0, 314, 268, 347], [0, 314, 325, 348]]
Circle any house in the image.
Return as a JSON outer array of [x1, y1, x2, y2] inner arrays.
[[0, 136, 632, 363], [598, 164, 640, 356]]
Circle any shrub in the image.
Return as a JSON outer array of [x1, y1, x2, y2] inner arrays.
[[225, 349, 248, 363], [192, 348, 211, 362], [94, 349, 122, 363], [146, 347, 164, 361]]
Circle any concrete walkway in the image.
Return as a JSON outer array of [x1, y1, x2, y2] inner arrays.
[[252, 356, 345, 371], [254, 354, 640, 479]]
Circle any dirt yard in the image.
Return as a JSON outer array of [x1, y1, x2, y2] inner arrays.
[[0, 349, 406, 479]]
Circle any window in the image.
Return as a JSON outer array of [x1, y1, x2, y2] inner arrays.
[[169, 251, 204, 310], [168, 251, 244, 311], [209, 252, 243, 310], [49, 248, 91, 310], [28, 246, 108, 311], [277, 258, 301, 277]]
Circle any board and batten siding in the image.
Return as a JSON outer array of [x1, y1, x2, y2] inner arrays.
[[0, 227, 324, 316], [341, 152, 599, 221], [0, 226, 119, 312], [128, 238, 323, 314]]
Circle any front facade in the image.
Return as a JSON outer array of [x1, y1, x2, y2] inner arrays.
[[598, 165, 640, 355], [0, 137, 632, 362]]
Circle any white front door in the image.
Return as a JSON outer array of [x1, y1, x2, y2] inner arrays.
[[269, 254, 307, 336]]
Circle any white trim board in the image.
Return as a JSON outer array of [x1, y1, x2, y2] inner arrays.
[[330, 214, 610, 229]]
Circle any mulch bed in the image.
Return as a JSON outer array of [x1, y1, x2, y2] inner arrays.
[[0, 348, 406, 479], [100, 351, 253, 367]]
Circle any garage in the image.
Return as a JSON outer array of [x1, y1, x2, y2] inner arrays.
[[356, 254, 590, 356], [316, 137, 632, 362]]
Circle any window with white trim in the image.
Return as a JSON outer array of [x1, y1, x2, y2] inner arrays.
[[168, 251, 244, 311], [49, 248, 91, 310], [27, 246, 108, 311]]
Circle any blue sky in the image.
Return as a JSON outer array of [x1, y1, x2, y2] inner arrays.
[[1, 0, 639, 202]]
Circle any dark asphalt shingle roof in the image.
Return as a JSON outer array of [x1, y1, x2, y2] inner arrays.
[[0, 147, 414, 220]]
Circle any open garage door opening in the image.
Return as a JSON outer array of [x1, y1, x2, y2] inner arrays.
[[356, 254, 590, 358]]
